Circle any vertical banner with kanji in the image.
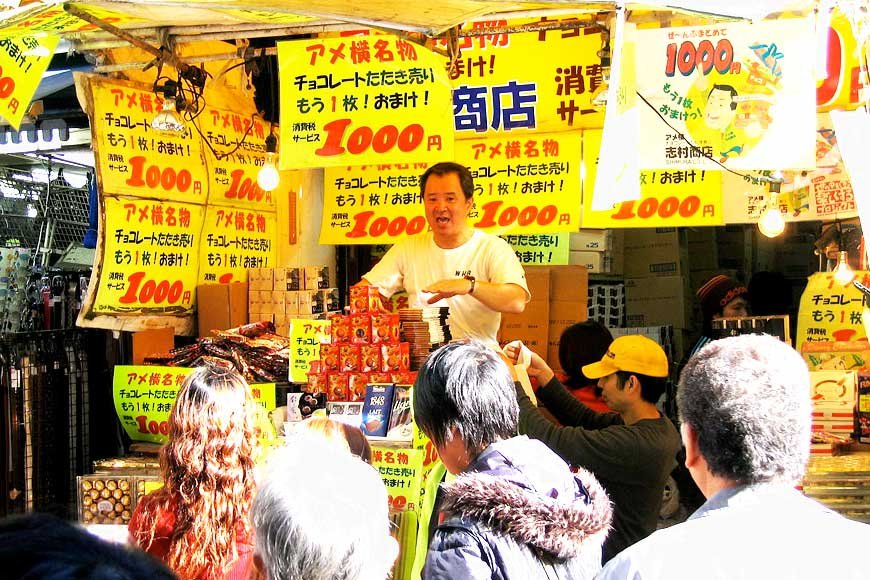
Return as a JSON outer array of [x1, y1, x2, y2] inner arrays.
[[91, 196, 203, 316], [796, 272, 870, 353], [371, 445, 424, 512], [319, 132, 580, 244], [288, 318, 332, 382], [197, 206, 277, 285], [440, 18, 604, 138], [277, 35, 454, 168], [0, 34, 59, 129], [582, 129, 723, 228], [636, 18, 815, 170], [89, 77, 208, 200]]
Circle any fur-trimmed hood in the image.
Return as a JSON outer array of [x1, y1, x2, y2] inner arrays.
[[439, 436, 612, 560]]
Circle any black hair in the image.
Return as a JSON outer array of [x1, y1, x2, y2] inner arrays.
[[615, 371, 668, 405], [0, 513, 176, 580], [709, 84, 738, 110], [559, 321, 614, 389], [419, 162, 474, 200], [413, 341, 517, 451]]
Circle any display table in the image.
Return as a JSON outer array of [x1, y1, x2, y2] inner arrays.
[[802, 448, 870, 524]]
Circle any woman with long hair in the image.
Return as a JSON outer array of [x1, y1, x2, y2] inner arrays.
[[128, 363, 260, 579]]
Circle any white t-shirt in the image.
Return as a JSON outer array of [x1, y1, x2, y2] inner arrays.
[[363, 230, 530, 348]]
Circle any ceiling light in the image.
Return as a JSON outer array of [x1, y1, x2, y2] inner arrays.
[[257, 131, 280, 192], [151, 80, 185, 134], [833, 250, 856, 286], [590, 30, 611, 111], [757, 180, 785, 238]]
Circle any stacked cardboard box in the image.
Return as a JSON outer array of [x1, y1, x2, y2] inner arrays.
[[568, 229, 623, 275], [248, 266, 339, 335], [196, 282, 248, 337]]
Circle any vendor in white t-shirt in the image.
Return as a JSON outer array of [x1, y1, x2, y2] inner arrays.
[[358, 161, 530, 348]]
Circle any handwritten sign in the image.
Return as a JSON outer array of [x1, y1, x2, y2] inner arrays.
[[371, 445, 424, 512], [502, 233, 569, 265], [320, 132, 580, 244], [198, 205, 277, 285], [112, 365, 277, 444], [637, 18, 815, 170], [288, 318, 332, 382], [277, 34, 454, 168], [0, 34, 58, 129], [582, 129, 722, 228], [90, 77, 208, 201], [91, 196, 203, 316], [199, 105, 278, 212], [796, 272, 869, 353]]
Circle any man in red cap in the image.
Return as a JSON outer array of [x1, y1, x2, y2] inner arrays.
[[506, 335, 680, 563]]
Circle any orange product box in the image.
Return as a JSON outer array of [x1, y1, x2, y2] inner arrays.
[[306, 372, 328, 395], [319, 344, 340, 372], [371, 313, 400, 344], [350, 313, 372, 345], [330, 313, 351, 344], [381, 343, 410, 372], [360, 344, 381, 373], [328, 373, 349, 402], [340, 344, 361, 372], [348, 372, 369, 402]]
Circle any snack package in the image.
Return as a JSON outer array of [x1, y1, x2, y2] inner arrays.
[[349, 285, 383, 314], [360, 344, 381, 373], [386, 385, 413, 440], [328, 373, 349, 402], [306, 372, 328, 395], [361, 383, 395, 437], [350, 313, 372, 345], [371, 313, 400, 344], [320, 344, 340, 372], [330, 314, 351, 344], [381, 343, 410, 372], [299, 391, 327, 419], [340, 344, 361, 372], [348, 372, 369, 402]]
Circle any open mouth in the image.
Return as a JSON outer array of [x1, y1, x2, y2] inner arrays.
[[435, 216, 450, 224]]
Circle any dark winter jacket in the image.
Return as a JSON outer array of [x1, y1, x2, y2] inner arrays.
[[423, 436, 612, 580]]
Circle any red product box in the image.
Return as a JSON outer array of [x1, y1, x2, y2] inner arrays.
[[348, 372, 369, 402], [371, 313, 400, 344], [349, 285, 383, 314], [340, 344, 361, 372], [306, 372, 328, 395], [327, 373, 349, 402], [360, 344, 381, 373], [381, 343, 410, 372], [320, 344, 340, 372], [350, 313, 372, 345], [370, 372, 393, 384], [330, 314, 351, 344]]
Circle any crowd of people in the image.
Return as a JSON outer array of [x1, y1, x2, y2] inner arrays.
[[2, 162, 866, 578]]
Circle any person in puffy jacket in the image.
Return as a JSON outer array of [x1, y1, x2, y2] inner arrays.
[[413, 341, 612, 580]]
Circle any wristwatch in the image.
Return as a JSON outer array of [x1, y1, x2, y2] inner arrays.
[[464, 274, 476, 295]]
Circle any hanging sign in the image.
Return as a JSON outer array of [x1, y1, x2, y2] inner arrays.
[[636, 18, 815, 170], [0, 34, 58, 129], [371, 445, 424, 512], [277, 34, 454, 168], [112, 365, 276, 444], [197, 205, 277, 285], [582, 129, 723, 228], [0, 4, 146, 38], [796, 272, 870, 354], [288, 318, 332, 383], [319, 131, 580, 244], [199, 106, 277, 212], [502, 233, 569, 265], [90, 77, 207, 201], [816, 9, 868, 112], [90, 196, 203, 316], [437, 18, 605, 137]]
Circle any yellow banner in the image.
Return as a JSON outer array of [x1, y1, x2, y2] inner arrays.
[[288, 318, 332, 382], [277, 34, 454, 168], [0, 4, 147, 38], [91, 77, 208, 201], [199, 106, 278, 211], [502, 233, 569, 265], [214, 9, 313, 25], [582, 129, 722, 228], [0, 34, 58, 129], [439, 18, 605, 137], [796, 272, 870, 353], [817, 10, 868, 112], [113, 365, 276, 444], [371, 445, 424, 512], [197, 206, 277, 285], [92, 196, 203, 316], [320, 132, 581, 244]]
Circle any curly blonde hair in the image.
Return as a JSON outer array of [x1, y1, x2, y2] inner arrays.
[[133, 364, 259, 579]]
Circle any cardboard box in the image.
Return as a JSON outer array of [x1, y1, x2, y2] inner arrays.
[[197, 282, 248, 337], [132, 328, 174, 365], [569, 229, 609, 251], [286, 268, 302, 291], [547, 300, 588, 372], [549, 265, 588, 301], [623, 228, 688, 278], [625, 275, 691, 329], [569, 250, 606, 272]]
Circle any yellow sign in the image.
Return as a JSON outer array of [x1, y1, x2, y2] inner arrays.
[[0, 4, 146, 38], [90, 77, 208, 201], [92, 196, 203, 316], [502, 233, 569, 265], [0, 34, 58, 129], [582, 129, 723, 228], [440, 18, 605, 137], [796, 272, 870, 354], [320, 132, 581, 244], [371, 445, 424, 512], [215, 9, 314, 25], [816, 10, 869, 112], [288, 318, 332, 382], [277, 34, 454, 168], [112, 365, 277, 444], [199, 106, 278, 212], [197, 205, 277, 285]]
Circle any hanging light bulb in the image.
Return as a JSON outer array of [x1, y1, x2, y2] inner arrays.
[[833, 250, 856, 286], [257, 131, 280, 192], [590, 30, 611, 111], [757, 180, 785, 238], [151, 80, 185, 134]]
